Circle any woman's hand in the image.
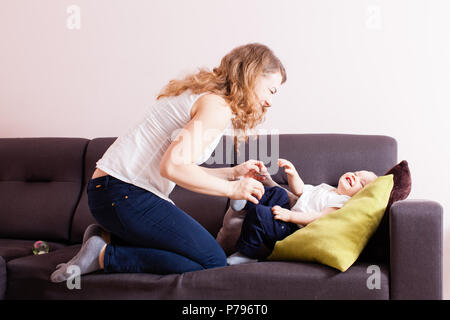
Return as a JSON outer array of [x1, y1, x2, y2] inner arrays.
[[271, 205, 293, 222], [233, 160, 269, 181], [227, 177, 265, 205]]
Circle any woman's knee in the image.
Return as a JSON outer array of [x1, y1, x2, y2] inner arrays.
[[211, 250, 227, 268], [201, 243, 227, 269]]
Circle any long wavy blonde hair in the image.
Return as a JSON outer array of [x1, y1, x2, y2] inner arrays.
[[156, 43, 287, 151]]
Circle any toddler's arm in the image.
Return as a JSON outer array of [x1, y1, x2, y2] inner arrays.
[[271, 206, 338, 226], [277, 159, 304, 197]]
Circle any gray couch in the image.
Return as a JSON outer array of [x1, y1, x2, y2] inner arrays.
[[0, 134, 443, 299]]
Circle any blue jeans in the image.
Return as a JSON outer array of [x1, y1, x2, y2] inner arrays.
[[235, 186, 299, 260], [86, 175, 227, 274]]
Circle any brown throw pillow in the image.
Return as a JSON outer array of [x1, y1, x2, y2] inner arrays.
[[385, 160, 412, 208]]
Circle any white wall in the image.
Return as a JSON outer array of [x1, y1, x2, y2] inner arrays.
[[0, 0, 448, 298]]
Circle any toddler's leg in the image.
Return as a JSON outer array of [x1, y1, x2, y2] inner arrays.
[[220, 184, 288, 256], [233, 206, 272, 260], [235, 204, 296, 260], [216, 206, 247, 256], [262, 175, 299, 209]]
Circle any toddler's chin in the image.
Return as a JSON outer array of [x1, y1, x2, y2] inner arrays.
[[337, 186, 351, 197]]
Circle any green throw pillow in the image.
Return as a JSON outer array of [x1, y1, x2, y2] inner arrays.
[[268, 174, 394, 272]]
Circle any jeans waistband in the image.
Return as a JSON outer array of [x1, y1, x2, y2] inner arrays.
[[87, 174, 129, 191]]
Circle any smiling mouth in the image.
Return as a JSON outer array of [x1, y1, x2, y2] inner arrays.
[[346, 177, 353, 187], [262, 101, 271, 108]]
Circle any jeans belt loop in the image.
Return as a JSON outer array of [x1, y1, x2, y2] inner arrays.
[[105, 175, 110, 189]]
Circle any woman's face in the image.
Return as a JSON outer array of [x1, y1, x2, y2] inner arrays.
[[253, 72, 283, 108]]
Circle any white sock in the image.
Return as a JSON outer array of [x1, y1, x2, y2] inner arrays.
[[230, 199, 247, 211], [50, 236, 106, 283], [227, 252, 258, 265]]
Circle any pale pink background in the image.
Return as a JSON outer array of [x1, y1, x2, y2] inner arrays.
[[1, 0, 449, 298]]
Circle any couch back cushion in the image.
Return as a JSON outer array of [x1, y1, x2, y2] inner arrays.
[[0, 138, 88, 242], [69, 138, 115, 243], [69, 135, 234, 243], [235, 134, 397, 185]]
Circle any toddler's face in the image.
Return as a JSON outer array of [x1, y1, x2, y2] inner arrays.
[[337, 170, 378, 197]]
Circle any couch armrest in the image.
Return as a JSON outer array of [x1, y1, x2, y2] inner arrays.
[[0, 256, 5, 300], [389, 199, 443, 300]]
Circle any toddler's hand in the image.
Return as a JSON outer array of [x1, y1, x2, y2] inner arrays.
[[278, 158, 298, 177], [271, 205, 292, 222]]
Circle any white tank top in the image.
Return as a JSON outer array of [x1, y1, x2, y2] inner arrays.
[[95, 89, 233, 205]]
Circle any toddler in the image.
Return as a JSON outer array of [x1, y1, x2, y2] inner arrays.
[[227, 158, 378, 265]]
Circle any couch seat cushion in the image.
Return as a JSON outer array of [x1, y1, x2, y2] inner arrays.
[[6, 244, 389, 299], [0, 239, 66, 262]]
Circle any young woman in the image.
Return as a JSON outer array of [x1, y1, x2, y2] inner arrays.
[[51, 43, 286, 281]]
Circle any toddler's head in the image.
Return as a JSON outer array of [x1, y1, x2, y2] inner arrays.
[[336, 170, 378, 197]]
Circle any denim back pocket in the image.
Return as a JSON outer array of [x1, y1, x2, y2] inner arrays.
[[87, 178, 133, 233], [87, 177, 132, 210]]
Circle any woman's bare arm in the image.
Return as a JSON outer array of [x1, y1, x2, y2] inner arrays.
[[160, 95, 234, 197], [159, 94, 264, 203], [199, 166, 237, 181]]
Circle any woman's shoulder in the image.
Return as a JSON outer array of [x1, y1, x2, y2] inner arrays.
[[190, 92, 232, 119]]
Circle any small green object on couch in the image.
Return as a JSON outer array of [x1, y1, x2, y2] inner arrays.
[[268, 174, 394, 272]]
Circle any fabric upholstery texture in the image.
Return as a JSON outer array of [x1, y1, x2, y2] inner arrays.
[[0, 138, 88, 242], [0, 256, 5, 300], [390, 199, 443, 299], [0, 239, 65, 262], [6, 246, 389, 299]]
